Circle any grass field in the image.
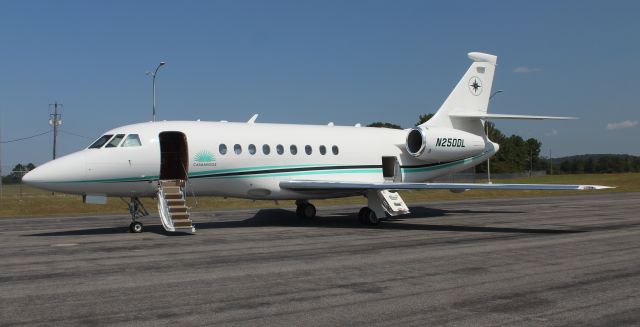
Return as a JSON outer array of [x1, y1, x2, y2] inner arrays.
[[0, 173, 638, 218]]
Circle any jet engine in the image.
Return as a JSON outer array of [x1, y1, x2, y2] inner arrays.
[[405, 127, 486, 163]]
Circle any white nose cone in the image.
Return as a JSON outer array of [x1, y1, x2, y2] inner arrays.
[[22, 151, 86, 194]]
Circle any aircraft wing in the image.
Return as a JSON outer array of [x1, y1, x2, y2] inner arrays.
[[280, 180, 613, 191], [449, 113, 577, 120]]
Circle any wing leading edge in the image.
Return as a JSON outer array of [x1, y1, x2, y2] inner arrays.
[[280, 180, 613, 191]]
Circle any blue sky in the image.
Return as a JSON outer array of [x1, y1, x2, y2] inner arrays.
[[1, 0, 638, 170]]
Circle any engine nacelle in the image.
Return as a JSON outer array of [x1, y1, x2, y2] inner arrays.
[[405, 127, 485, 162]]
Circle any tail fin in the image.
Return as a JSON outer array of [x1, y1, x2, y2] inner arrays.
[[423, 52, 497, 136]]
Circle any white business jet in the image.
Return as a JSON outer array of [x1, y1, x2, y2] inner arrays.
[[23, 52, 611, 233]]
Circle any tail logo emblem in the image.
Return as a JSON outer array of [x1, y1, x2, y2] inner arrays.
[[468, 76, 483, 96]]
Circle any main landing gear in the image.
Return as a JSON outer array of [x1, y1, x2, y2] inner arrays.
[[295, 200, 316, 220], [123, 197, 149, 233], [358, 207, 381, 226]]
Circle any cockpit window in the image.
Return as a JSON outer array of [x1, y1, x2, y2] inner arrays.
[[88, 134, 113, 149], [121, 134, 142, 147], [106, 134, 125, 148]]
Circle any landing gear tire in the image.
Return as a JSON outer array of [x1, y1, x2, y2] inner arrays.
[[296, 203, 316, 219], [129, 221, 143, 233], [358, 207, 370, 225], [358, 207, 380, 226]]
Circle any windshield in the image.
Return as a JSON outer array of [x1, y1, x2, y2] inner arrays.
[[105, 134, 125, 148], [121, 134, 142, 147], [88, 134, 113, 149]]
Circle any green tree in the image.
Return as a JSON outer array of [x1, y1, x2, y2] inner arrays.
[[1, 163, 36, 184], [584, 157, 595, 173], [415, 113, 434, 126], [366, 122, 402, 129]]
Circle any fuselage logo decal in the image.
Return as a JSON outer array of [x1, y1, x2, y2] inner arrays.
[[193, 150, 217, 167], [468, 76, 483, 96]]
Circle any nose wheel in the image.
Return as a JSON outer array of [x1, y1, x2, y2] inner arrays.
[[129, 221, 144, 233], [123, 197, 149, 233]]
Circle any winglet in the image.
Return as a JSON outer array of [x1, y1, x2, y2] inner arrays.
[[247, 114, 259, 124]]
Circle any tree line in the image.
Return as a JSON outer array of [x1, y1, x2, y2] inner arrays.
[[1, 163, 36, 184], [556, 155, 640, 174]]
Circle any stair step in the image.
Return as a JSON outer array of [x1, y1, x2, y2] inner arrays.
[[173, 219, 193, 228], [169, 206, 188, 213], [164, 193, 182, 199], [171, 212, 190, 219], [163, 186, 181, 193], [160, 180, 184, 187]]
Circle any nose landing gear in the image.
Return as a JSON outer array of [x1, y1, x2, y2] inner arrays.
[[123, 197, 149, 233]]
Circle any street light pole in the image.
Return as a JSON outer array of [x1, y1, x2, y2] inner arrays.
[[146, 62, 166, 122]]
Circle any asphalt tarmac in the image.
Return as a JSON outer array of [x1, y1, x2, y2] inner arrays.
[[1, 193, 639, 326]]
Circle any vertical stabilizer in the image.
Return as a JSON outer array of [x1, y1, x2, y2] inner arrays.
[[423, 52, 497, 136]]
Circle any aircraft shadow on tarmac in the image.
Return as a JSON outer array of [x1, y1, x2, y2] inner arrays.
[[26, 206, 585, 237]]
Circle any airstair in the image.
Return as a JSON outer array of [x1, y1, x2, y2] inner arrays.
[[377, 190, 410, 216], [157, 180, 196, 233]]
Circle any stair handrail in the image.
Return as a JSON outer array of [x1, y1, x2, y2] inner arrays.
[[181, 163, 198, 207], [156, 183, 175, 231]]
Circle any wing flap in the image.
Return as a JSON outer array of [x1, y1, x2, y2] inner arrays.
[[280, 180, 613, 191]]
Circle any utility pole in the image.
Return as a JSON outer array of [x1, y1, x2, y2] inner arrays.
[[0, 116, 3, 201], [549, 148, 553, 175], [49, 102, 63, 160], [486, 122, 491, 183], [530, 147, 533, 177]]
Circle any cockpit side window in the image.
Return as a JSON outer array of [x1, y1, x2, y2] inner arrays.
[[106, 134, 125, 148], [121, 134, 142, 147], [88, 134, 113, 149]]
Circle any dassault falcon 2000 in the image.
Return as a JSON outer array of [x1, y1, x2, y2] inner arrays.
[[23, 52, 611, 234]]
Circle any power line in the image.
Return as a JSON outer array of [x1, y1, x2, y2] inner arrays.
[[0, 130, 52, 144], [59, 129, 93, 140]]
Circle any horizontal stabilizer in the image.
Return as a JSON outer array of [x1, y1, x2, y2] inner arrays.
[[450, 113, 577, 120], [280, 180, 613, 191]]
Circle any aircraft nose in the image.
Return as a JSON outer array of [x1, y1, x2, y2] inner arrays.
[[22, 151, 86, 193], [21, 168, 38, 185]]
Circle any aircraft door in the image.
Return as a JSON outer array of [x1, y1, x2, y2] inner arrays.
[[159, 132, 189, 180], [382, 156, 402, 182]]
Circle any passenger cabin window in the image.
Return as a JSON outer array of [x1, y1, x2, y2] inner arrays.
[[290, 145, 298, 155], [262, 144, 270, 155], [305, 145, 312, 155], [332, 145, 339, 155], [248, 144, 256, 155], [319, 145, 326, 155], [234, 144, 242, 155], [276, 144, 284, 155], [219, 144, 227, 155], [89, 134, 113, 149], [106, 134, 125, 148], [121, 134, 142, 147]]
